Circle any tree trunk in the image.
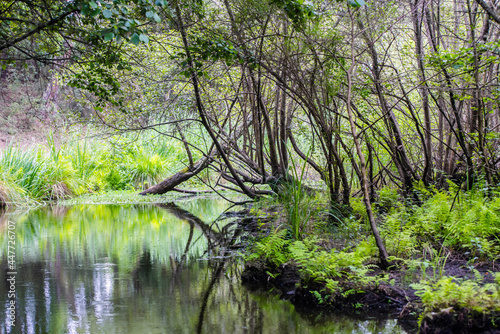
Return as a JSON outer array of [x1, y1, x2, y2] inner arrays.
[[347, 10, 390, 269], [140, 155, 211, 195]]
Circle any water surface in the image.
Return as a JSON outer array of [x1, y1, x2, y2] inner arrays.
[[0, 198, 408, 333]]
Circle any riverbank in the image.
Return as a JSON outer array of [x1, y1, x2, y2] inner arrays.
[[0, 132, 210, 209], [235, 187, 500, 334], [2, 144, 500, 334]]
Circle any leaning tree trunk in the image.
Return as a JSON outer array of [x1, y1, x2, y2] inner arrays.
[[140, 155, 211, 195], [173, 0, 257, 199]]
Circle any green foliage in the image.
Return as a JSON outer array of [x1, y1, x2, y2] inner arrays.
[[278, 182, 317, 241], [0, 175, 32, 208], [289, 238, 380, 293], [75, 0, 163, 44], [245, 229, 290, 267], [246, 228, 381, 294], [412, 272, 500, 315], [350, 197, 368, 221], [181, 37, 257, 77], [0, 130, 197, 207], [1, 0, 166, 107], [376, 186, 400, 213], [0, 143, 80, 201], [399, 244, 451, 283], [281, 146, 315, 240], [270, 0, 318, 27], [381, 186, 500, 261]]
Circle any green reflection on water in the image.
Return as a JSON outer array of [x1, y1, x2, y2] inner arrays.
[[0, 199, 407, 334]]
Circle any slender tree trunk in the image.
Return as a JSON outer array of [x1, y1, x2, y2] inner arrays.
[[347, 10, 390, 269], [411, 0, 433, 184]]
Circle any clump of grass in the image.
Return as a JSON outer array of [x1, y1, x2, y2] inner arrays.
[[0, 165, 42, 208], [0, 179, 22, 208]]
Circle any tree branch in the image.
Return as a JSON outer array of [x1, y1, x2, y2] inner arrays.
[[0, 10, 77, 52], [475, 0, 500, 25]]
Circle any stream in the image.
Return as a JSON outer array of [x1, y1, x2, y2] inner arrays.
[[0, 198, 408, 333]]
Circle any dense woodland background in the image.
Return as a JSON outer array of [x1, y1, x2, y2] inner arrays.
[[2, 0, 500, 265]]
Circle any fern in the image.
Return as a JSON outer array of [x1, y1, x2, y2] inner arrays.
[[245, 229, 290, 267], [288, 237, 380, 294], [413, 273, 500, 315]]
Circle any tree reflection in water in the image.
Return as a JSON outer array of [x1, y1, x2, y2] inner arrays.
[[0, 199, 406, 333]]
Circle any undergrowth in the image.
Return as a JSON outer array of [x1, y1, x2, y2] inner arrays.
[[412, 271, 500, 323], [245, 182, 500, 323], [381, 183, 500, 262], [245, 227, 383, 296]]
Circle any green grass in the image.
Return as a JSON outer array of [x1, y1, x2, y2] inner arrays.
[[59, 190, 184, 205], [0, 131, 199, 208]]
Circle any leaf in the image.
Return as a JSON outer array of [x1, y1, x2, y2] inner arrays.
[[89, 1, 98, 9], [146, 11, 154, 18], [103, 9, 112, 18], [153, 13, 161, 22], [139, 34, 149, 44], [348, 0, 366, 7], [104, 32, 114, 41], [155, 0, 165, 5], [130, 33, 140, 45]]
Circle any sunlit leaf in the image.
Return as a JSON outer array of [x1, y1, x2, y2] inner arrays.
[[139, 34, 149, 44]]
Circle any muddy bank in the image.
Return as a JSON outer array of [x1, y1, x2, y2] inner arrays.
[[419, 309, 500, 334], [241, 264, 419, 333], [232, 206, 500, 334]]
